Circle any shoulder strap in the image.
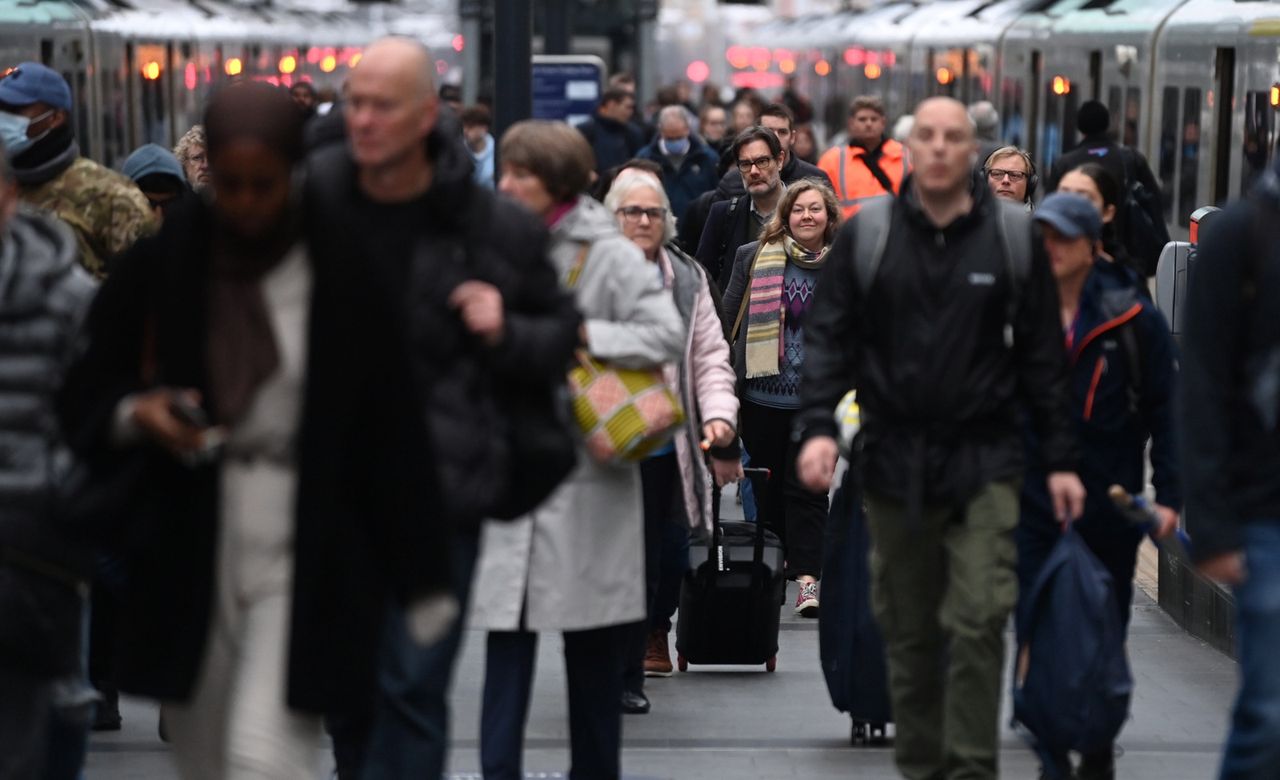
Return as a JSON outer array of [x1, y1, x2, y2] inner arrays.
[[729, 243, 763, 343], [1118, 318, 1143, 414], [994, 199, 1033, 347], [858, 151, 897, 195], [853, 195, 894, 295], [565, 243, 590, 289], [717, 196, 742, 262]]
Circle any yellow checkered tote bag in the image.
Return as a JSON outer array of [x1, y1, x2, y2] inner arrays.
[[565, 242, 685, 464]]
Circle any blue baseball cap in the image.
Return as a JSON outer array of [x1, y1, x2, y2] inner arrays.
[[122, 144, 186, 183], [1034, 192, 1103, 242], [0, 62, 72, 111]]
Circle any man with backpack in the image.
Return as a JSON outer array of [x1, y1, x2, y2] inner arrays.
[[1015, 192, 1181, 779], [795, 97, 1084, 780], [1181, 163, 1280, 778], [1046, 100, 1168, 276]]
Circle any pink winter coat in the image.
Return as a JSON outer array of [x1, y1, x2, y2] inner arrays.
[[657, 246, 739, 531]]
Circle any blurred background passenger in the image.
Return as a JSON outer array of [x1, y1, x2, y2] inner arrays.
[[173, 124, 209, 193], [604, 170, 741, 713], [460, 103, 495, 189], [58, 82, 453, 779], [721, 178, 841, 617], [122, 143, 190, 222], [472, 119, 683, 780], [1056, 162, 1141, 280]]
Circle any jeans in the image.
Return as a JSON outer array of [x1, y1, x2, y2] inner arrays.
[[481, 624, 631, 780], [330, 532, 480, 780], [1219, 522, 1280, 780]]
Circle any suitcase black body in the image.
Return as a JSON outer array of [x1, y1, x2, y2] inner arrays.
[[819, 465, 893, 744], [675, 470, 785, 672]]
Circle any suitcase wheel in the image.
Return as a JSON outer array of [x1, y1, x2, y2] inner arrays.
[[765, 655, 777, 672], [851, 719, 889, 746], [677, 654, 688, 672]]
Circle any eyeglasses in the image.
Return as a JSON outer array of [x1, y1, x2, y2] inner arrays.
[[736, 155, 778, 173], [616, 206, 667, 223], [987, 168, 1028, 182]]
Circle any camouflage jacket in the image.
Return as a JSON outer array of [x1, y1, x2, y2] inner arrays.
[[21, 157, 158, 278]]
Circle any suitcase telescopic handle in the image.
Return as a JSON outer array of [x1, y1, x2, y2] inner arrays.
[[707, 467, 773, 571]]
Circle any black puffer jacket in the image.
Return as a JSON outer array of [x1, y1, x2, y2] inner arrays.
[[797, 175, 1077, 506], [0, 208, 96, 571], [306, 128, 582, 531]]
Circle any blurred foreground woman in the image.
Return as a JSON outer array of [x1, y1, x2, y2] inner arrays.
[[58, 83, 453, 779]]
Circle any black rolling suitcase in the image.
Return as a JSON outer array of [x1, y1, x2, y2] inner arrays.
[[675, 467, 785, 672], [819, 465, 893, 744]]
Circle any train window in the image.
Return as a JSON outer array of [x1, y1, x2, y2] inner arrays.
[[1043, 81, 1062, 172], [1242, 91, 1272, 195], [137, 43, 168, 147], [1178, 88, 1202, 228], [1124, 87, 1141, 147], [1003, 76, 1026, 148], [1107, 86, 1122, 132], [1158, 86, 1178, 222]]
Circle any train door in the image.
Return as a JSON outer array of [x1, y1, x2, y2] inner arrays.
[[1028, 49, 1043, 163], [1211, 47, 1235, 205], [1088, 49, 1102, 101], [132, 42, 171, 148]]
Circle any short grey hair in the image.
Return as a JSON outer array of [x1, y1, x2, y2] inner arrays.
[[657, 104, 690, 133], [603, 171, 678, 244], [968, 100, 999, 141]]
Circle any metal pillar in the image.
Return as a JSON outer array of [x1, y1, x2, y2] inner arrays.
[[493, 0, 533, 145], [544, 0, 571, 56], [460, 0, 483, 106], [636, 0, 659, 103]]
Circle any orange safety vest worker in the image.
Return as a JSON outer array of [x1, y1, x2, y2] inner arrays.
[[818, 139, 910, 219]]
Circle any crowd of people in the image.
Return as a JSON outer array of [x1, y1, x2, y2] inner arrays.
[[0, 32, 1276, 780]]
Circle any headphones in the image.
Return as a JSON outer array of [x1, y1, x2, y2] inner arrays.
[[982, 147, 1038, 201]]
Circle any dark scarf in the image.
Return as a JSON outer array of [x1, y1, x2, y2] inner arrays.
[[206, 210, 301, 425], [13, 125, 77, 186]]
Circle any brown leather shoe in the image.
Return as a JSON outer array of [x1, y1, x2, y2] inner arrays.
[[643, 629, 673, 677]]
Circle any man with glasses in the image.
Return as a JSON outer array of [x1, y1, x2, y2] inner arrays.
[[0, 62, 155, 279], [694, 126, 787, 291], [983, 146, 1036, 210]]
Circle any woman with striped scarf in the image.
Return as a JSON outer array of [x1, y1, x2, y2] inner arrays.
[[721, 177, 841, 618]]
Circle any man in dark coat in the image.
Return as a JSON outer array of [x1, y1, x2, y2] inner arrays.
[[679, 104, 831, 255], [1180, 163, 1280, 778], [575, 88, 646, 176], [635, 105, 720, 224], [795, 97, 1084, 780], [316, 38, 582, 780]]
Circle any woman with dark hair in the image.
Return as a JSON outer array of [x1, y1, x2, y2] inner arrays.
[[470, 119, 684, 780], [1057, 162, 1138, 275], [721, 177, 841, 618], [59, 82, 453, 778]]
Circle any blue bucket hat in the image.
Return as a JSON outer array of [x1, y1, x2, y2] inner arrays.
[[122, 144, 186, 184], [0, 62, 72, 111], [1034, 192, 1103, 243]]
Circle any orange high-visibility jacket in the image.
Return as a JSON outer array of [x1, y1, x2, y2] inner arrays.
[[818, 139, 910, 218]]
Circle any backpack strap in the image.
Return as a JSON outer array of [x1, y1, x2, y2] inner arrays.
[[716, 196, 742, 266], [854, 195, 895, 296], [994, 198, 1033, 348], [1118, 319, 1143, 415]]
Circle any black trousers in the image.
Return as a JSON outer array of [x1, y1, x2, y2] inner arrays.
[[481, 622, 632, 780], [623, 452, 689, 691], [739, 400, 829, 579]]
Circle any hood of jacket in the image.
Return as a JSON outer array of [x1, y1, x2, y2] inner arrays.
[[553, 194, 622, 245], [0, 205, 81, 311]]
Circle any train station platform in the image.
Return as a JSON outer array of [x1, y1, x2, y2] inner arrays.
[[85, 578, 1239, 779]]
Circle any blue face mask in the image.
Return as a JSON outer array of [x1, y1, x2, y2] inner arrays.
[[0, 109, 52, 158], [663, 136, 690, 155]]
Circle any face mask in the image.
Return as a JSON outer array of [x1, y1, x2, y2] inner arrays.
[[663, 136, 690, 156], [0, 109, 53, 158]]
